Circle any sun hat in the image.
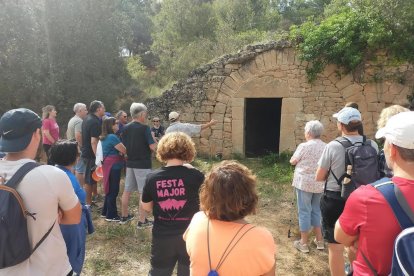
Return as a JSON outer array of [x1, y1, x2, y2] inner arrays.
[[375, 111, 414, 149], [333, 107, 361, 124], [0, 108, 42, 152]]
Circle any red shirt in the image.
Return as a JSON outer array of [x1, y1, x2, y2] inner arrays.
[[339, 177, 414, 276], [42, 118, 60, 145]]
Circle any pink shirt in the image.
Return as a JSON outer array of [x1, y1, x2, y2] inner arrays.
[[42, 118, 59, 145], [339, 177, 414, 275], [291, 139, 326, 193]]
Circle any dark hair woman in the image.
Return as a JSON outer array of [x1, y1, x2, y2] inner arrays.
[[99, 117, 126, 221], [49, 139, 94, 275], [183, 161, 276, 276]]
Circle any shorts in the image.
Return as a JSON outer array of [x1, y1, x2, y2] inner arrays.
[[74, 157, 86, 174], [125, 168, 151, 193], [83, 158, 97, 185], [320, 192, 345, 244]]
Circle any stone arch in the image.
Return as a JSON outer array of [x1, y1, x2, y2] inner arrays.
[[146, 41, 414, 158]]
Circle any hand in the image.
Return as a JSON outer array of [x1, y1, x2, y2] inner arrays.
[[210, 119, 217, 125]]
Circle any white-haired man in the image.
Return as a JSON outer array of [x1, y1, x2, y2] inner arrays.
[[165, 111, 217, 137], [335, 111, 414, 275], [120, 103, 156, 227], [67, 102, 88, 187], [0, 108, 81, 275]]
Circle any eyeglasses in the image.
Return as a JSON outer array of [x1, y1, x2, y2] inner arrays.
[[153, 120, 159, 122]]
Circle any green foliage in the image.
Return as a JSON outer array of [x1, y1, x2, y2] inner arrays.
[[126, 56, 146, 81], [291, 0, 414, 82]]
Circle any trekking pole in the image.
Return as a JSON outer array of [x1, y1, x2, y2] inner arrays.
[[287, 187, 296, 238]]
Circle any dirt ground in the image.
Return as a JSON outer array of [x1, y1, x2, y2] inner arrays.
[[82, 160, 330, 275]]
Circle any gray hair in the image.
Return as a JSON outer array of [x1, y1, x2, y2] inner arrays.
[[304, 120, 324, 138], [115, 110, 126, 119], [130, 102, 147, 118], [73, 103, 86, 113]]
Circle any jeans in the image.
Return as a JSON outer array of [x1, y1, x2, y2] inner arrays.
[[296, 188, 322, 232], [102, 167, 121, 219]]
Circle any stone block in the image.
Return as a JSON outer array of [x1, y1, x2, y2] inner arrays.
[[225, 63, 240, 70], [223, 122, 231, 132], [232, 97, 244, 107], [263, 50, 277, 69], [214, 103, 227, 114], [229, 71, 245, 85], [211, 113, 224, 122], [223, 148, 232, 159], [282, 98, 303, 114], [287, 48, 296, 64], [334, 74, 353, 90], [255, 54, 266, 71], [223, 132, 231, 139], [195, 113, 210, 122], [220, 83, 235, 97], [367, 102, 385, 112], [206, 88, 218, 101], [389, 83, 405, 96], [223, 77, 240, 91], [322, 64, 338, 78], [211, 122, 223, 130], [224, 117, 232, 123], [276, 50, 284, 65], [216, 93, 230, 104], [200, 105, 214, 113], [232, 119, 244, 154], [211, 130, 223, 139], [238, 65, 255, 80], [341, 83, 363, 99], [200, 138, 209, 146]]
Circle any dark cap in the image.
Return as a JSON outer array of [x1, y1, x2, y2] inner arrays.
[[0, 108, 42, 152]]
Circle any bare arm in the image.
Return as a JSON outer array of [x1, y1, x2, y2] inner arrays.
[[315, 167, 329, 182], [75, 131, 82, 147], [290, 157, 298, 165], [261, 264, 276, 276], [149, 143, 156, 152], [200, 119, 217, 130], [114, 142, 127, 155], [59, 201, 82, 225], [334, 220, 358, 247], [43, 129, 55, 144], [141, 201, 153, 213], [91, 137, 99, 155]]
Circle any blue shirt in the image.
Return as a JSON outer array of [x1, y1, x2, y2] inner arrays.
[[58, 166, 86, 205], [101, 134, 124, 170]]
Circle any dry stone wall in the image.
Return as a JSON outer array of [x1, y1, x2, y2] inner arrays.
[[146, 40, 414, 158]]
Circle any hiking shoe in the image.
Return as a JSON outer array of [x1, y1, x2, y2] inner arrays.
[[314, 238, 325, 250], [137, 219, 153, 229], [119, 214, 135, 224], [100, 214, 106, 218], [105, 216, 121, 222], [294, 240, 310, 253]]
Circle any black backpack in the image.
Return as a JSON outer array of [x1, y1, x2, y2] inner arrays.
[[331, 136, 380, 199], [0, 162, 54, 268]]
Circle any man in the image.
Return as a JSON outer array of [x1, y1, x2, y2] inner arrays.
[[115, 110, 128, 137], [335, 111, 414, 275], [67, 102, 88, 187], [120, 103, 156, 227], [165, 111, 217, 137], [0, 108, 81, 275], [81, 100, 105, 206], [150, 116, 165, 143], [315, 107, 378, 276]]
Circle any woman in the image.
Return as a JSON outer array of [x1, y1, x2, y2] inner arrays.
[[99, 117, 126, 222], [42, 105, 59, 164], [49, 139, 94, 275], [290, 120, 326, 253], [184, 161, 276, 276], [377, 105, 409, 178], [141, 132, 204, 275]]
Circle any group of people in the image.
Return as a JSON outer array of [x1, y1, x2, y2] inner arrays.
[[1, 98, 414, 276], [290, 102, 414, 275]]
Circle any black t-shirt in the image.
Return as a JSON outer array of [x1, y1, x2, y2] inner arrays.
[[151, 126, 165, 139], [142, 166, 204, 238], [122, 121, 154, 169], [80, 114, 101, 159]]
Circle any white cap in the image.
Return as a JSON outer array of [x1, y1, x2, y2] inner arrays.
[[333, 107, 361, 124], [169, 111, 180, 121], [375, 111, 414, 149]]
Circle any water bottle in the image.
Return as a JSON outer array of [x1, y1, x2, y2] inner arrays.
[[341, 165, 355, 200]]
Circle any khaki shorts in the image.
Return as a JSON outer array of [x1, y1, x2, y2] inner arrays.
[[125, 168, 151, 193]]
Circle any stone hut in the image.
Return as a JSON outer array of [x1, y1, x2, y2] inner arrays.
[[146, 40, 414, 158]]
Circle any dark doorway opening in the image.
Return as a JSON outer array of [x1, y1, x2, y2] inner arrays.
[[245, 98, 282, 157]]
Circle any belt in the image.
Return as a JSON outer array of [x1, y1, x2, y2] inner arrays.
[[324, 190, 343, 200]]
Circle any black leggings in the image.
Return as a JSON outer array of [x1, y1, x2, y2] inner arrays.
[[42, 144, 52, 165]]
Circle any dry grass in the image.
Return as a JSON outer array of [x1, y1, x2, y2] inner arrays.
[[82, 157, 329, 275]]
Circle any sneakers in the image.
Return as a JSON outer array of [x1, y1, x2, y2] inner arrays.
[[137, 218, 153, 229], [293, 240, 310, 253], [119, 214, 135, 224], [100, 214, 106, 218], [314, 238, 325, 250], [105, 216, 121, 222]]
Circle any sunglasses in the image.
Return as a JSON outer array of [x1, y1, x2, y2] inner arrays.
[[153, 120, 160, 122]]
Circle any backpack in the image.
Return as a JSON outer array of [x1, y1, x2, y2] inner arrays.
[[331, 136, 380, 199], [362, 179, 414, 276], [0, 162, 54, 269]]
